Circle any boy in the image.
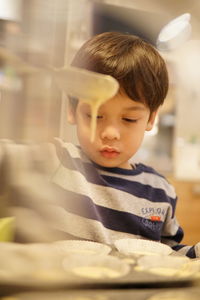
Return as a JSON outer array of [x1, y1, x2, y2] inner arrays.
[[51, 32, 199, 258]]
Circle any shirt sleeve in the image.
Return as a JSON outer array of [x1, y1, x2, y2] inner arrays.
[[160, 192, 198, 258]]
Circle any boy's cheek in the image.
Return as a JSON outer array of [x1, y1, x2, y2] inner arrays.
[[77, 124, 92, 140], [78, 115, 91, 126]]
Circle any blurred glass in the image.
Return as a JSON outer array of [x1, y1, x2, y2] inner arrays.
[[0, 0, 70, 142]]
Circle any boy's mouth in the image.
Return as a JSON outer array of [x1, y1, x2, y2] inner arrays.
[[100, 147, 120, 158]]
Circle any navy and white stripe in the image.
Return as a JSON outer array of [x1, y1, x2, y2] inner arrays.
[[51, 138, 197, 258]]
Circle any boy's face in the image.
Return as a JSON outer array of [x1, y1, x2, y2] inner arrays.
[[68, 92, 157, 169]]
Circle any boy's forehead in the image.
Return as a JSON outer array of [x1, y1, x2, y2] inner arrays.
[[78, 95, 147, 112], [102, 92, 147, 109]]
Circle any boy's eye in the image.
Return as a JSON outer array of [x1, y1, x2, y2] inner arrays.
[[123, 118, 137, 123]]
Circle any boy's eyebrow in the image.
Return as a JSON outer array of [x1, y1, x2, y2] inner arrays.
[[123, 105, 146, 111]]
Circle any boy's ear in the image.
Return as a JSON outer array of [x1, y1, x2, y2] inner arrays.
[[67, 103, 76, 124], [146, 110, 158, 131]]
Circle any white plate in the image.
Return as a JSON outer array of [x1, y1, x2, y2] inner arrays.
[[114, 238, 173, 256], [53, 240, 112, 256]]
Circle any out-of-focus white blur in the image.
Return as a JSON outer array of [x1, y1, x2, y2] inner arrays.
[[0, 0, 200, 243], [0, 0, 22, 22], [157, 13, 192, 50]]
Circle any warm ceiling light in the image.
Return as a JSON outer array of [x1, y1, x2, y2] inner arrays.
[[156, 13, 192, 51]]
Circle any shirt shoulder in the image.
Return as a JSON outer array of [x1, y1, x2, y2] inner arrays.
[[53, 138, 90, 163], [136, 163, 176, 199]]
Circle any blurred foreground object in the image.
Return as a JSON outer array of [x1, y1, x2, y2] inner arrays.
[[0, 62, 119, 242], [0, 140, 70, 243], [54, 65, 119, 141], [0, 47, 41, 75], [0, 216, 15, 241], [0, 45, 119, 142], [54, 66, 119, 104]]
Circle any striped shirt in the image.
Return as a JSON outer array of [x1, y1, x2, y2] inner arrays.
[[51, 138, 197, 258]]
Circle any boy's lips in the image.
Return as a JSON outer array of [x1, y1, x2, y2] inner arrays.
[[100, 146, 120, 158]]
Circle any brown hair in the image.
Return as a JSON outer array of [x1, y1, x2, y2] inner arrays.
[[69, 31, 168, 112]]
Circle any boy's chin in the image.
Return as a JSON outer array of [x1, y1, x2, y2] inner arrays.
[[94, 159, 131, 169], [92, 159, 118, 168]]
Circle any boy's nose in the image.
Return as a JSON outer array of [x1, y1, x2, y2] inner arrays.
[[100, 125, 120, 140]]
